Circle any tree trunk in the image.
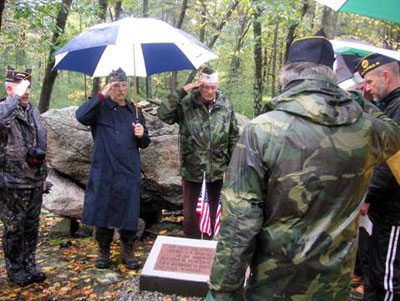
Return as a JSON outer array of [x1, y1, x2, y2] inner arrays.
[[252, 2, 263, 116], [186, 0, 239, 84], [114, 1, 122, 20], [38, 0, 73, 113], [169, 0, 189, 94], [284, 0, 309, 61], [320, 6, 338, 39], [0, 0, 5, 31], [271, 22, 279, 98], [227, 12, 251, 99], [91, 0, 108, 97]]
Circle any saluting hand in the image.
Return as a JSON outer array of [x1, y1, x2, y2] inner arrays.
[[132, 122, 144, 139], [100, 82, 118, 98], [15, 80, 30, 97]]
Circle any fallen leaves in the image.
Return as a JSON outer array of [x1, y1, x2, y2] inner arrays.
[[0, 211, 154, 300]]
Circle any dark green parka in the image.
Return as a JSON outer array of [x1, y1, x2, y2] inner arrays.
[[158, 88, 239, 182], [207, 77, 400, 301]]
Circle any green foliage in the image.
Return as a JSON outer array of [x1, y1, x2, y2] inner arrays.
[[0, 0, 399, 119]]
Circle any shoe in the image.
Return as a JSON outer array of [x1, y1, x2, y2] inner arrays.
[[348, 284, 364, 301], [121, 241, 139, 270], [122, 257, 139, 270], [28, 269, 46, 282], [9, 270, 34, 286], [95, 247, 111, 269]]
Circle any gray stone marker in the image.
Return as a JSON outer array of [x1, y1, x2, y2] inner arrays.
[[140, 235, 218, 297]]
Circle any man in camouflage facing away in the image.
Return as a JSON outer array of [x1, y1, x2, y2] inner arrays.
[[0, 68, 47, 286], [207, 31, 400, 300], [158, 67, 239, 239]]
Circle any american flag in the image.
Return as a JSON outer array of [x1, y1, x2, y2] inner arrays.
[[195, 178, 212, 236], [213, 195, 222, 239]]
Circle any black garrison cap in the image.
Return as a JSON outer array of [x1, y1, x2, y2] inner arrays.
[[5, 66, 32, 83], [356, 53, 398, 77], [109, 68, 127, 82], [287, 29, 335, 68]]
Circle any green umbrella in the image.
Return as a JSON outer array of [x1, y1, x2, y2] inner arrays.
[[331, 39, 400, 61], [315, 0, 400, 24]]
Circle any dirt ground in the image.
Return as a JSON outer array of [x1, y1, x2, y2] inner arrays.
[[0, 210, 185, 301]]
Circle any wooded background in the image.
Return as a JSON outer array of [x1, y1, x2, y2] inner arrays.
[[0, 0, 399, 118]]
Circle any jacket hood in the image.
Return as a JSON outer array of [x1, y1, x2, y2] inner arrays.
[[273, 76, 363, 126]]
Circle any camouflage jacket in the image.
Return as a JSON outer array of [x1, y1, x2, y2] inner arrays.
[[207, 76, 400, 301], [158, 88, 239, 182], [0, 95, 47, 188]]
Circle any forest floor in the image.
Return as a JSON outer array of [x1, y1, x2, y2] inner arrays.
[[0, 210, 202, 301]]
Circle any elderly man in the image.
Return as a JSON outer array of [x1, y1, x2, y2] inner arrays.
[[206, 31, 400, 300], [356, 54, 400, 301], [158, 67, 239, 239], [76, 68, 150, 270], [0, 67, 47, 285]]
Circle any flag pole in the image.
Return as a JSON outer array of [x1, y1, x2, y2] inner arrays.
[[200, 171, 206, 241]]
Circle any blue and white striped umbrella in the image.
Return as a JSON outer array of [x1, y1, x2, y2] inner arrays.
[[54, 17, 217, 77]]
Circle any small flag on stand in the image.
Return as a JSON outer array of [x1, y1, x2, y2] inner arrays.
[[195, 177, 212, 237], [213, 195, 222, 239]]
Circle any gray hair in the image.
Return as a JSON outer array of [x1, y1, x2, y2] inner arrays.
[[369, 61, 400, 78], [279, 62, 337, 89]]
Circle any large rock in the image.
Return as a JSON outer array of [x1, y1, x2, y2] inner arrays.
[[42, 169, 84, 220], [42, 106, 91, 186], [42, 105, 249, 221]]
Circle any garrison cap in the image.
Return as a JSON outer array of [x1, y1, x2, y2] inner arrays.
[[109, 68, 127, 82], [5, 66, 32, 83], [287, 29, 335, 68], [356, 53, 398, 77]]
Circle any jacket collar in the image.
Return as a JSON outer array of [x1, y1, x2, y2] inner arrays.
[[380, 87, 400, 108]]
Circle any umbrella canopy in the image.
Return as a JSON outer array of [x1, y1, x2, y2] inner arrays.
[[334, 54, 364, 89], [315, 0, 400, 24], [331, 39, 400, 61], [54, 17, 217, 77]]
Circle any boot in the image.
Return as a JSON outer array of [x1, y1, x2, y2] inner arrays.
[[8, 269, 34, 286], [25, 261, 46, 282], [24, 252, 46, 283], [95, 227, 114, 269], [120, 229, 139, 270], [95, 245, 111, 269], [121, 241, 139, 270]]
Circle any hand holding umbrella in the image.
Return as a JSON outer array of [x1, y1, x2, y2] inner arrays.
[[132, 122, 144, 139]]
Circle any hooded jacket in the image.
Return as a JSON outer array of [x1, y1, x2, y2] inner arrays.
[[207, 77, 400, 301], [158, 88, 239, 182]]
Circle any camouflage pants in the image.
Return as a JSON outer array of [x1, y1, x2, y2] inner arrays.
[[0, 187, 43, 276]]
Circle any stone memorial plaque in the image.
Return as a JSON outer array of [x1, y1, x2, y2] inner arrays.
[[140, 235, 218, 297]]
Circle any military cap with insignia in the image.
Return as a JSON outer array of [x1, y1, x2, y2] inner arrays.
[[109, 68, 127, 82], [5, 66, 32, 83], [287, 29, 335, 68], [356, 53, 398, 77]]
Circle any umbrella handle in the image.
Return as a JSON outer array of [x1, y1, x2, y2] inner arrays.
[[135, 107, 139, 124]]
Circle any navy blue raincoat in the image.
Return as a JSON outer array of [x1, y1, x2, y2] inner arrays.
[[76, 95, 150, 231]]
